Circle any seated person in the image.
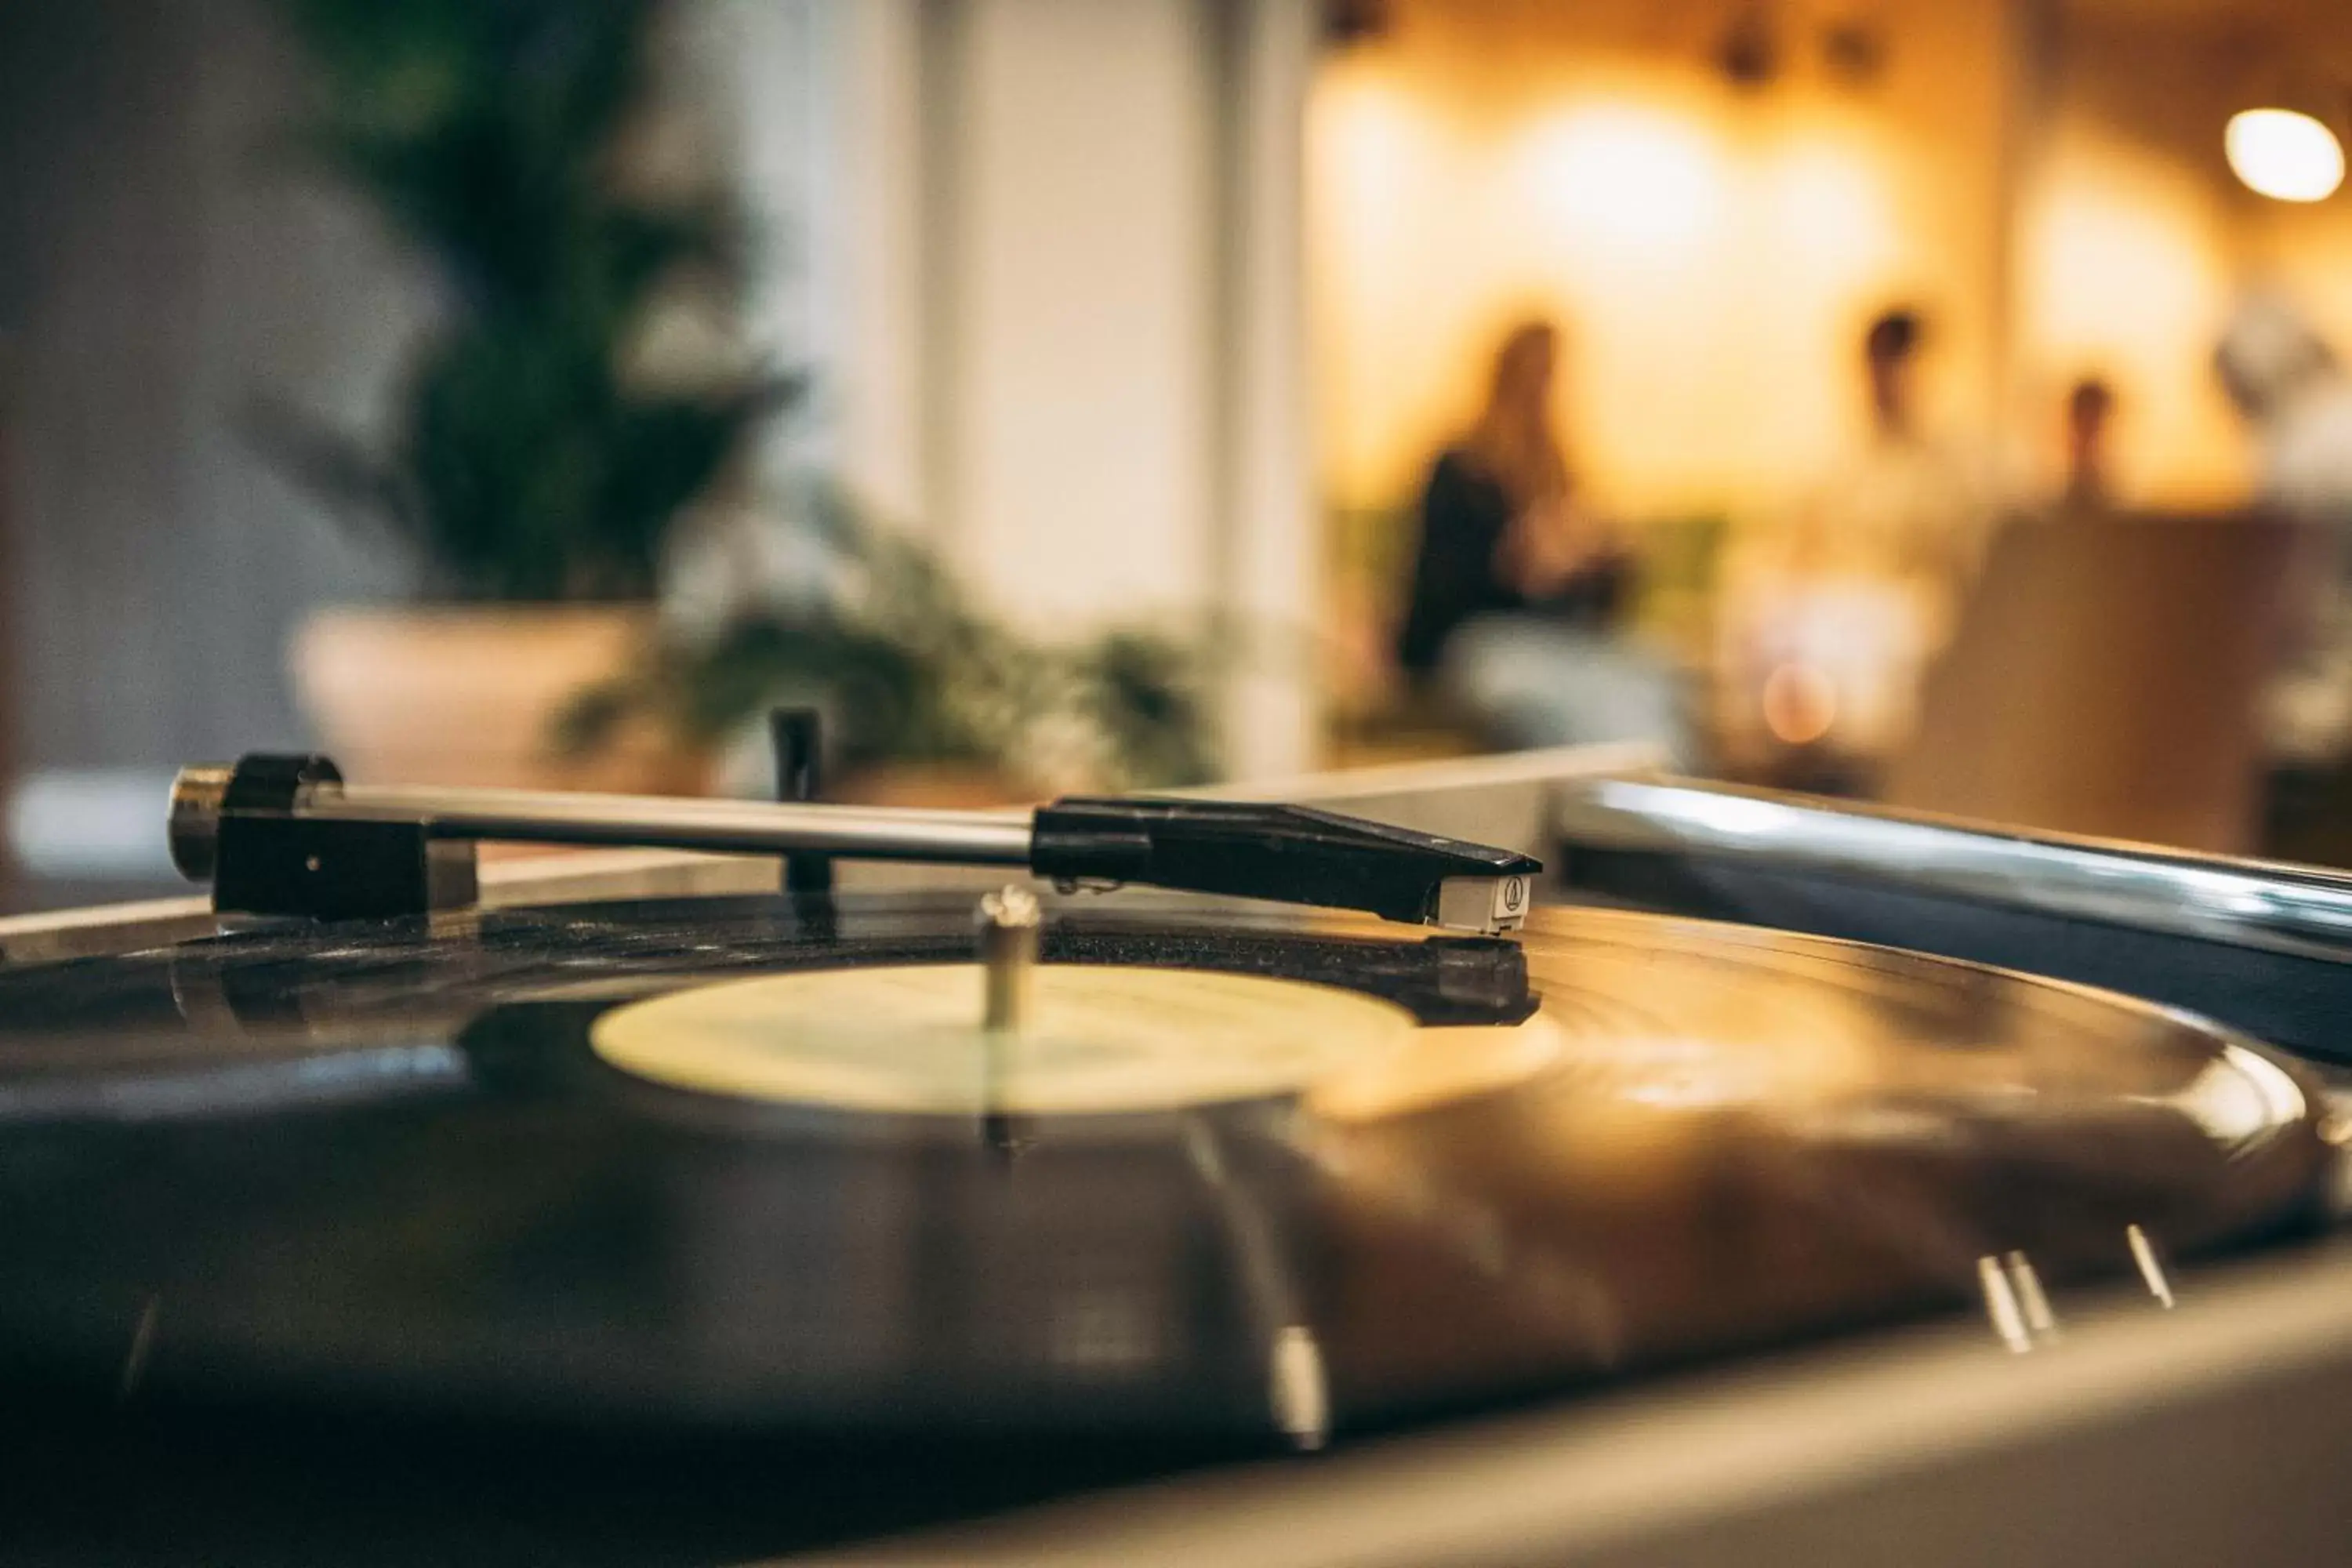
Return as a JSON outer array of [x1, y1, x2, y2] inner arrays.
[[2061, 376, 2118, 514], [1395, 320, 1690, 764], [1715, 307, 2005, 784]]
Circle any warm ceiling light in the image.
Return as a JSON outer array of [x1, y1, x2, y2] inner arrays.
[[2226, 108, 2346, 203]]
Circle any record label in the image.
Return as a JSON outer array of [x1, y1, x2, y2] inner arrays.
[[590, 964, 1422, 1115]]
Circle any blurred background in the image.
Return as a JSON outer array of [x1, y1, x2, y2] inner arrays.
[[7, 0, 2352, 906]]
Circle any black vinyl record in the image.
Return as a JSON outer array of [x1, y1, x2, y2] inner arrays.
[[0, 892, 2330, 1453]]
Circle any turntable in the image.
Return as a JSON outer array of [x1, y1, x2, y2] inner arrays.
[[4, 740, 2350, 1566]]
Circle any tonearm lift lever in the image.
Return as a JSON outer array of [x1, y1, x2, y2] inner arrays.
[[167, 754, 1541, 934]]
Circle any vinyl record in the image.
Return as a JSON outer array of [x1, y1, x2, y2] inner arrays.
[[0, 893, 2328, 1448]]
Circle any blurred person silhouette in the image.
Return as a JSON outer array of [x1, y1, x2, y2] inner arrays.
[[2216, 293, 2352, 771], [1717, 306, 2005, 789], [1395, 320, 1689, 763], [2062, 376, 2117, 513]]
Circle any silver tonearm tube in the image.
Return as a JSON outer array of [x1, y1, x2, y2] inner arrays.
[[168, 770, 1034, 879]]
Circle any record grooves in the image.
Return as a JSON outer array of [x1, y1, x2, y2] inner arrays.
[[0, 894, 2327, 1456]]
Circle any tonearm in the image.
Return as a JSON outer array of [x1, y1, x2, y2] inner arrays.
[[166, 753, 1541, 933]]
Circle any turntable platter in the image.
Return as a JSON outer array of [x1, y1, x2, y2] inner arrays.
[[0, 895, 2328, 1446]]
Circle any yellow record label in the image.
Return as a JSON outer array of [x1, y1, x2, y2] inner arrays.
[[590, 964, 1424, 1116]]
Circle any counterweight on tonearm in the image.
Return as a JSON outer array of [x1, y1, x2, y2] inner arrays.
[[167, 753, 1541, 932]]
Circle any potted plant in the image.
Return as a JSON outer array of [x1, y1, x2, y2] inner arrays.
[[256, 0, 785, 790], [564, 491, 1223, 802]]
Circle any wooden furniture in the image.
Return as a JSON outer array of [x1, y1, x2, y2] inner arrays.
[[1886, 513, 2294, 853]]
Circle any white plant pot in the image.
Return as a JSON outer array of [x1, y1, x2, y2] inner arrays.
[[289, 604, 709, 795]]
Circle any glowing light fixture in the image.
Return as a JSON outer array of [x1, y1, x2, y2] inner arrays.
[[2225, 108, 2345, 203]]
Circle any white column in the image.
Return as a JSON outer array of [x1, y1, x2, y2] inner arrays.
[[709, 0, 837, 476], [1217, 0, 1321, 779], [711, 0, 927, 536], [942, 0, 1218, 626], [831, 0, 932, 532]]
